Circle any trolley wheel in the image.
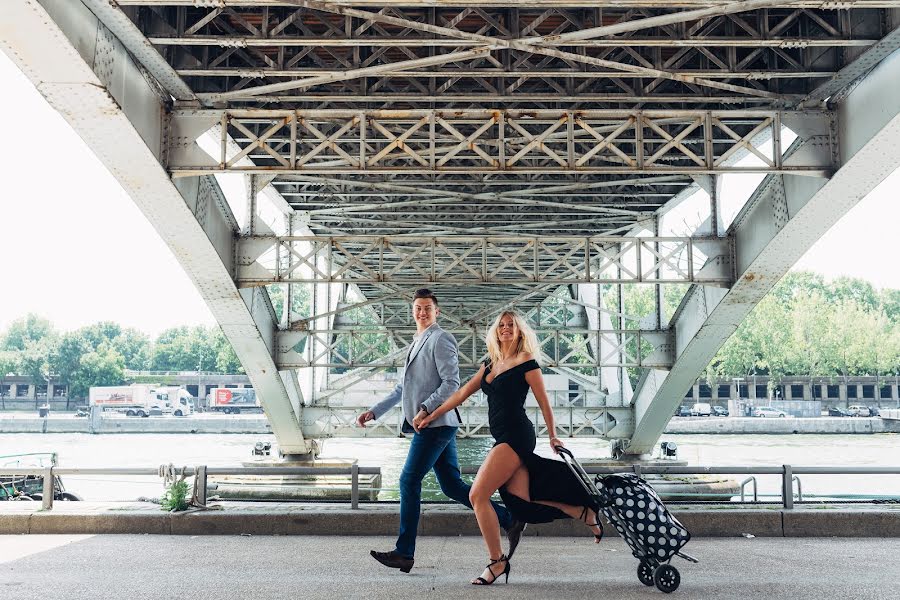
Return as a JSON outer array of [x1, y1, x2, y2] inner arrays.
[[653, 564, 680, 594], [637, 560, 656, 586]]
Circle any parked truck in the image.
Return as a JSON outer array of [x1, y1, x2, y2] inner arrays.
[[152, 386, 194, 417], [89, 385, 193, 417], [206, 388, 260, 414]]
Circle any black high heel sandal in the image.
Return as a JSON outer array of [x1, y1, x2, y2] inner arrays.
[[472, 555, 511, 585], [580, 506, 604, 542]]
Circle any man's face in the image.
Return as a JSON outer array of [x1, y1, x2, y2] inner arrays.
[[413, 298, 439, 329]]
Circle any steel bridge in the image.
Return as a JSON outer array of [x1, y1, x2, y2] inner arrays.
[[2, 1, 899, 458]]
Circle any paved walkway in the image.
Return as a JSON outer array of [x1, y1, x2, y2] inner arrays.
[[1, 534, 897, 599]]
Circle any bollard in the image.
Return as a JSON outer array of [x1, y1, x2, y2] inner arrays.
[[197, 465, 207, 506], [42, 467, 54, 510], [782, 465, 794, 509], [351, 463, 359, 509]]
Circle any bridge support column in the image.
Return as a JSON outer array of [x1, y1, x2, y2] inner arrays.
[[1, 0, 314, 456], [626, 48, 900, 455]]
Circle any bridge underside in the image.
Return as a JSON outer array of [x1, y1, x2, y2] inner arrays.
[[3, 1, 900, 457]]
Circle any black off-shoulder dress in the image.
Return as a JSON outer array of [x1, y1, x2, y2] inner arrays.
[[482, 360, 592, 524]]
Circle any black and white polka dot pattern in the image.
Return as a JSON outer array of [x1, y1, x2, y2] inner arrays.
[[595, 473, 691, 563]]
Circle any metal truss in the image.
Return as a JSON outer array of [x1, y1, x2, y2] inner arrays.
[[276, 325, 672, 369], [238, 234, 732, 286], [124, 2, 892, 108], [299, 403, 634, 439], [169, 109, 834, 176], [299, 287, 627, 330], [16, 0, 900, 452]]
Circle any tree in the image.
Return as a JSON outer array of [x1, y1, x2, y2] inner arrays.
[[0, 350, 19, 409], [68, 343, 125, 399], [829, 276, 879, 312], [1, 314, 54, 351], [113, 328, 151, 371], [52, 331, 91, 386], [78, 321, 122, 349], [268, 284, 312, 322], [880, 289, 900, 321]]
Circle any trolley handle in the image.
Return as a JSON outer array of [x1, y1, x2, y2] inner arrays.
[[555, 446, 575, 459], [555, 446, 603, 501]]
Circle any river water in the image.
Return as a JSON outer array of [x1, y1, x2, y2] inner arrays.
[[2, 433, 899, 502]]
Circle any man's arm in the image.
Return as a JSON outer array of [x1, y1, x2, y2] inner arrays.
[[369, 381, 404, 420], [420, 331, 460, 414]]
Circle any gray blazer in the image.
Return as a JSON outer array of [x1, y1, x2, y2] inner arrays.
[[370, 324, 461, 429]]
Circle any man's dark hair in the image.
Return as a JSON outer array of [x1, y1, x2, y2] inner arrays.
[[413, 288, 439, 306]]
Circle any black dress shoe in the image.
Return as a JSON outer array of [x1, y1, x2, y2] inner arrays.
[[505, 519, 527, 559], [370, 549, 414, 573]]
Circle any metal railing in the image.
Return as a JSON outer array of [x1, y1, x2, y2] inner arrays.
[[0, 465, 380, 510], [2, 464, 898, 511]]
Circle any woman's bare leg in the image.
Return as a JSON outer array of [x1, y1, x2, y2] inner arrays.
[[469, 443, 521, 583], [502, 463, 603, 541]]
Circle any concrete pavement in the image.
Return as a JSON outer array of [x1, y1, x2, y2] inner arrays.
[[1, 534, 898, 599]]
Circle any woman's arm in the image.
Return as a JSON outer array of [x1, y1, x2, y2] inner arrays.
[[415, 363, 486, 430], [524, 359, 563, 452]]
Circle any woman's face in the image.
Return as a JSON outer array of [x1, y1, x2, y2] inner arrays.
[[496, 314, 519, 346]]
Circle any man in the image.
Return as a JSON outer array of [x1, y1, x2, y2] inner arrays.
[[357, 288, 526, 573]]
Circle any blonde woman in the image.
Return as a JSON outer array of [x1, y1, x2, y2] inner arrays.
[[416, 310, 603, 585]]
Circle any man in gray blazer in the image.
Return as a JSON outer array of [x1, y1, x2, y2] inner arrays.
[[357, 288, 524, 573]]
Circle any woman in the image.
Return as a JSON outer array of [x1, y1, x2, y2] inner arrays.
[[416, 310, 603, 585]]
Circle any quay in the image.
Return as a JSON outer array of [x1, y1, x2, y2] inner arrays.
[[2, 501, 900, 538], [3, 413, 900, 435], [1, 532, 898, 600]]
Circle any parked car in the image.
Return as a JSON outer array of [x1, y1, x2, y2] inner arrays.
[[752, 406, 787, 418], [712, 405, 729, 417], [868, 406, 881, 417], [827, 407, 850, 417], [847, 405, 872, 417], [676, 406, 691, 417], [690, 402, 712, 417]]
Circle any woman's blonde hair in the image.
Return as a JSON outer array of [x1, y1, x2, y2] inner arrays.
[[485, 310, 541, 366]]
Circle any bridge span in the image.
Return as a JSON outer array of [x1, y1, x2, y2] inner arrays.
[[2, 1, 899, 459]]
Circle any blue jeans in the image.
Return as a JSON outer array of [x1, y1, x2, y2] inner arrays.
[[396, 426, 512, 558]]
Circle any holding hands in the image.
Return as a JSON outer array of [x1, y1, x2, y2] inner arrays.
[[412, 408, 432, 432]]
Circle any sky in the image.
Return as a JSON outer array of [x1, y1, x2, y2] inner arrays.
[[0, 50, 898, 338]]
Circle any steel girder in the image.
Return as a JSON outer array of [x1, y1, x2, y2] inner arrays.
[[0, 0, 315, 456], [236, 234, 733, 286], [300, 404, 634, 439], [117, 2, 890, 107], [275, 326, 673, 369], [625, 46, 900, 455], [167, 109, 835, 177]]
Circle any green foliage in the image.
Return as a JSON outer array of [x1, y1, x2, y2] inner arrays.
[[0, 351, 19, 378], [160, 479, 190, 512], [268, 284, 312, 322], [68, 343, 125, 399], [0, 314, 54, 351], [150, 325, 244, 374], [707, 272, 900, 383]]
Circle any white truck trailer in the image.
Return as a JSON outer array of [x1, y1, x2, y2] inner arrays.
[[206, 388, 260, 414], [89, 385, 193, 417]]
